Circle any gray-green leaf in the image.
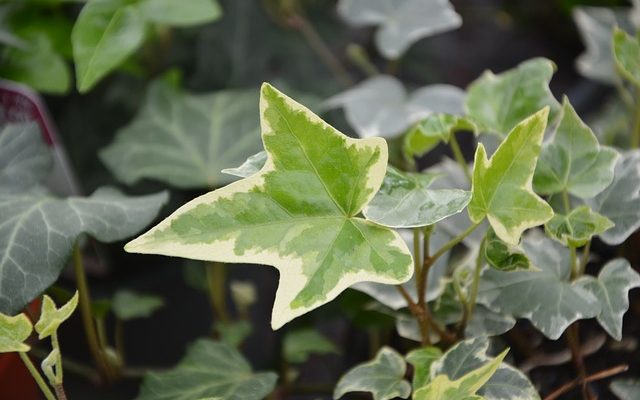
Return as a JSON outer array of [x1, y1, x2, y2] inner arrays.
[[283, 328, 337, 364], [613, 27, 640, 86], [544, 206, 613, 247], [0, 123, 51, 193], [112, 290, 164, 320], [221, 151, 267, 179], [138, 0, 221, 27], [611, 379, 640, 400]]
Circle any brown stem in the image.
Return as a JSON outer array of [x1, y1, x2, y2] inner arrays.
[[396, 285, 430, 345], [566, 324, 596, 400], [54, 384, 68, 400], [543, 364, 628, 400]]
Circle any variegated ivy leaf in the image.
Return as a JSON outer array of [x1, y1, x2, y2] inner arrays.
[[544, 206, 613, 247], [221, 151, 267, 179], [325, 75, 465, 138], [406, 347, 443, 389], [0, 122, 50, 193], [484, 228, 531, 271], [478, 233, 599, 340], [136, 339, 277, 400], [334, 346, 411, 400], [586, 151, 640, 245], [337, 0, 461, 59], [414, 349, 507, 400], [125, 84, 413, 329], [283, 328, 337, 364], [363, 166, 471, 228], [430, 337, 540, 400], [576, 259, 640, 340], [468, 108, 554, 245], [112, 290, 164, 320], [0, 312, 32, 353], [100, 81, 263, 189], [34, 291, 78, 339], [403, 113, 477, 163], [611, 379, 640, 400], [534, 98, 619, 199], [613, 27, 640, 86]]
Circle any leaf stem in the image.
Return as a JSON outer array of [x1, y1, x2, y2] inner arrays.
[[632, 95, 640, 148], [577, 241, 591, 276], [346, 43, 379, 77], [467, 235, 487, 318], [543, 364, 628, 400], [430, 222, 481, 264], [396, 285, 430, 346], [115, 319, 125, 364], [206, 262, 231, 323], [565, 324, 596, 400], [19, 352, 56, 400], [51, 332, 63, 384], [449, 132, 472, 182]]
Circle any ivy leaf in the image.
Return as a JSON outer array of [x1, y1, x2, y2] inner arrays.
[[464, 305, 516, 339], [125, 84, 413, 329], [468, 108, 554, 245], [337, 0, 461, 59], [334, 346, 411, 400], [478, 233, 599, 339], [544, 206, 613, 247], [430, 337, 540, 400], [586, 151, 640, 245], [136, 339, 277, 400], [0, 122, 51, 193], [403, 114, 477, 163], [534, 99, 619, 199], [613, 27, 640, 86], [214, 320, 251, 347], [576, 259, 640, 340], [221, 151, 267, 179], [34, 291, 78, 339], [325, 75, 465, 138], [484, 228, 531, 271], [0, 313, 32, 353], [0, 188, 168, 314], [465, 58, 560, 136], [138, 0, 221, 27], [112, 290, 164, 320], [406, 346, 443, 389], [363, 166, 471, 228], [100, 82, 263, 189], [611, 379, 640, 400], [283, 328, 337, 363]]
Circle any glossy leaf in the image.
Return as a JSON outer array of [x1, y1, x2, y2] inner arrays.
[[363, 166, 471, 228], [576, 259, 640, 340], [34, 291, 78, 339], [325, 75, 465, 138], [545, 206, 613, 247], [334, 347, 411, 400], [139, 0, 222, 26], [112, 290, 164, 320], [136, 339, 277, 400], [283, 329, 337, 363], [0, 313, 32, 353], [611, 379, 640, 400], [125, 84, 413, 329], [484, 228, 531, 271], [222, 151, 267, 179], [406, 346, 442, 389], [403, 113, 477, 162], [100, 82, 263, 189], [337, 0, 461, 59], [613, 27, 640, 86], [465, 58, 560, 136], [0, 123, 50, 193], [468, 108, 554, 245]]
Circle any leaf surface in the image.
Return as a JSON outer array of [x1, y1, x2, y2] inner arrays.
[[139, 0, 221, 26], [484, 228, 531, 271], [611, 379, 640, 400], [0, 123, 51, 193], [544, 206, 613, 247], [406, 346, 442, 389], [0, 313, 32, 353], [613, 27, 640, 86], [222, 151, 267, 179], [403, 113, 476, 162], [35, 292, 78, 339], [283, 328, 337, 363], [112, 290, 164, 320]]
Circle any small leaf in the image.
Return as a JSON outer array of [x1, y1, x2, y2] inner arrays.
[[221, 151, 267, 179], [576, 259, 640, 340], [484, 228, 531, 271], [363, 166, 471, 228], [334, 346, 411, 400], [136, 339, 277, 400], [214, 320, 251, 347], [283, 328, 337, 364], [112, 290, 163, 320], [403, 113, 476, 162], [0, 313, 32, 353], [468, 108, 554, 245], [406, 346, 442, 389], [41, 348, 61, 385], [138, 0, 222, 26], [337, 0, 461, 59], [544, 206, 613, 247], [35, 291, 79, 339], [611, 379, 640, 400], [0, 122, 51, 193], [613, 27, 640, 86]]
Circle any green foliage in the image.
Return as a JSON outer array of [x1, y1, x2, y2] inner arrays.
[[0, 123, 50, 193], [214, 320, 251, 347], [484, 228, 531, 271], [34, 291, 78, 339], [544, 205, 613, 247], [405, 346, 442, 389], [111, 290, 164, 320], [0, 312, 32, 353], [611, 379, 640, 400], [613, 27, 640, 86], [403, 113, 477, 163], [283, 328, 337, 363]]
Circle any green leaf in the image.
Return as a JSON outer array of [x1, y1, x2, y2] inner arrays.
[[403, 113, 477, 162], [576, 259, 640, 340], [337, 0, 461, 59], [585, 151, 640, 245], [222, 151, 267, 179], [0, 123, 51, 193], [363, 166, 471, 228], [611, 379, 640, 400], [544, 206, 613, 247], [125, 83, 413, 329], [112, 290, 163, 320], [406, 346, 442, 389], [334, 346, 411, 400], [100, 81, 263, 189], [613, 27, 640, 86], [0, 312, 32, 353], [34, 291, 78, 339], [138, 0, 222, 26], [534, 98, 619, 199], [214, 320, 251, 347], [136, 339, 277, 400], [430, 337, 540, 400], [468, 108, 554, 245], [465, 58, 560, 136], [72, 0, 146, 92], [284, 328, 337, 363], [0, 188, 168, 314], [41, 348, 60, 385], [484, 228, 531, 271], [478, 233, 599, 339]]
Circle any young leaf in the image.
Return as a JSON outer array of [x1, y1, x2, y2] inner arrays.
[[337, 0, 461, 59], [35, 291, 79, 339], [100, 82, 263, 189], [586, 151, 640, 245], [484, 228, 531, 271], [283, 329, 337, 364], [0, 313, 32, 353], [333, 347, 411, 400], [214, 320, 251, 347], [138, 0, 222, 27], [544, 206, 613, 247], [325, 75, 465, 138], [611, 379, 640, 400], [0, 122, 51, 193], [534, 98, 619, 199], [136, 339, 277, 400], [363, 166, 471, 228], [468, 108, 554, 245], [478, 233, 599, 339], [125, 83, 413, 329], [403, 113, 477, 162], [613, 27, 640, 86], [465, 58, 560, 136], [221, 151, 267, 179], [576, 259, 640, 340], [41, 348, 60, 385], [112, 290, 164, 320], [406, 346, 443, 389]]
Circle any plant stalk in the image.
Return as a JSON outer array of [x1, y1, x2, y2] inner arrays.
[[566, 324, 596, 400], [632, 92, 640, 148], [396, 285, 430, 345], [19, 352, 57, 400], [467, 236, 487, 319], [430, 222, 480, 264], [206, 262, 231, 323], [449, 133, 472, 182], [51, 332, 63, 384]]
